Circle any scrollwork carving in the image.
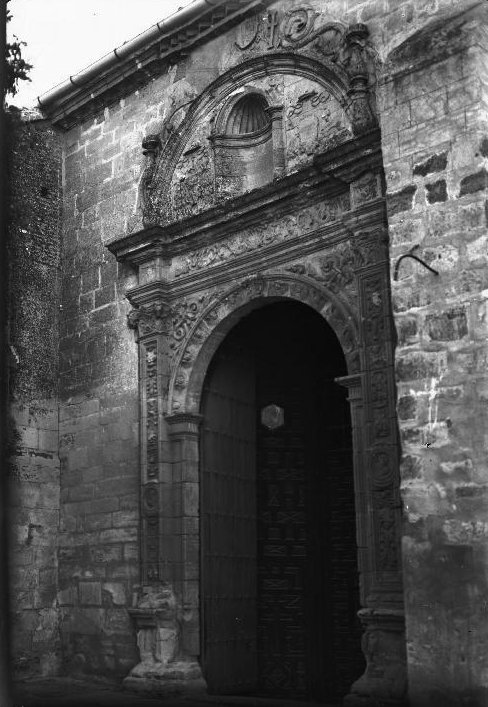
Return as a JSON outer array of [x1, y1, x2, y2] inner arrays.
[[234, 8, 345, 54], [285, 242, 355, 293], [174, 195, 350, 278], [128, 303, 168, 339], [168, 274, 359, 414]]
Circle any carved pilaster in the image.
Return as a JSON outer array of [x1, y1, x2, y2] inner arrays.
[[165, 413, 203, 658], [129, 302, 169, 584], [266, 104, 286, 177], [335, 373, 371, 604], [351, 228, 403, 608], [140, 134, 161, 226], [344, 24, 377, 136]]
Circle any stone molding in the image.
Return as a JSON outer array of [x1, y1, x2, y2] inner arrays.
[[107, 129, 383, 266]]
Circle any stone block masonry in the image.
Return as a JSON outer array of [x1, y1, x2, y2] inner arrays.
[[379, 4, 488, 705], [7, 109, 62, 678], [57, 88, 159, 676]]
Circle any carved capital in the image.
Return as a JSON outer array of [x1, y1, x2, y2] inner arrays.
[[165, 412, 203, 438], [128, 302, 169, 338]]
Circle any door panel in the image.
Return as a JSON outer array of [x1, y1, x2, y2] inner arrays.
[[201, 345, 257, 694], [200, 303, 363, 701]]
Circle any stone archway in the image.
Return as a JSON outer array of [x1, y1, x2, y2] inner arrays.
[[199, 299, 364, 701], [109, 96, 407, 703], [131, 271, 403, 704]]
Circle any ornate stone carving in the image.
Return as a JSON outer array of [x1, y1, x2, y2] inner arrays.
[[145, 516, 160, 582], [286, 243, 355, 294], [125, 585, 205, 694], [234, 8, 346, 53], [168, 274, 360, 414], [140, 134, 162, 224], [343, 24, 377, 136], [128, 303, 168, 339], [371, 450, 394, 490], [144, 342, 160, 482], [287, 90, 331, 119], [285, 83, 351, 170], [370, 369, 387, 403], [143, 483, 159, 515], [350, 228, 388, 269], [170, 140, 215, 220], [350, 171, 381, 208], [174, 194, 350, 278]]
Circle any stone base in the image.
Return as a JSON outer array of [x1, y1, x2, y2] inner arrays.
[[344, 694, 408, 707], [123, 660, 206, 698]]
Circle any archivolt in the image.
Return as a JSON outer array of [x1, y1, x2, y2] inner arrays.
[[151, 52, 353, 214], [167, 273, 360, 415]]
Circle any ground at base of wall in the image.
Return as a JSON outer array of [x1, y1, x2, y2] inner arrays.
[[13, 678, 341, 707]]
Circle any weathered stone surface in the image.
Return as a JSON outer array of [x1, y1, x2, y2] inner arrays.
[[7, 0, 488, 704], [459, 168, 488, 197], [413, 152, 448, 177], [425, 179, 447, 203], [387, 185, 417, 217]]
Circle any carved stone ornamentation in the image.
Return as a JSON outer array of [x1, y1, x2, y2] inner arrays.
[[285, 244, 356, 296], [350, 171, 382, 208], [174, 194, 350, 278], [234, 8, 346, 54], [170, 141, 215, 220], [128, 303, 168, 339], [143, 483, 159, 515], [371, 450, 394, 490], [140, 134, 162, 225], [125, 584, 205, 696], [350, 228, 389, 270], [168, 274, 360, 414], [343, 24, 377, 136]]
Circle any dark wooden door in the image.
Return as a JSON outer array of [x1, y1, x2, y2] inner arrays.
[[201, 342, 258, 694], [255, 322, 320, 699], [201, 303, 363, 701]]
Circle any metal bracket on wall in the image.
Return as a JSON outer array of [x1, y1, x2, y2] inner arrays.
[[394, 244, 439, 281]]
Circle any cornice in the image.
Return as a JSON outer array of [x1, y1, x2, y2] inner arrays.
[[107, 129, 383, 266], [38, 0, 269, 130]]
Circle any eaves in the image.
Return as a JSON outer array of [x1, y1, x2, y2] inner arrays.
[[38, 0, 270, 131]]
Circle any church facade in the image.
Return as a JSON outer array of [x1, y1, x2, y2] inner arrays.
[[7, 1, 488, 705]]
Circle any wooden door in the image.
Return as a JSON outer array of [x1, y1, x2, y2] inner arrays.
[[201, 342, 257, 694]]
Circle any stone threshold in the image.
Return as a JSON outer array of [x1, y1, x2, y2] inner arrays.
[[183, 695, 339, 707]]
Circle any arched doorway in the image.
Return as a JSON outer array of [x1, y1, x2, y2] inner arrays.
[[200, 301, 364, 703]]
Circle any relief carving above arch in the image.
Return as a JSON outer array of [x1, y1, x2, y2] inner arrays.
[[166, 273, 359, 416], [139, 27, 378, 226]]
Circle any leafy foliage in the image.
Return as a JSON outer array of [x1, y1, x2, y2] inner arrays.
[[5, 3, 32, 97]]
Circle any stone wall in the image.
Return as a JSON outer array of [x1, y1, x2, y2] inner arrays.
[[378, 4, 488, 705], [57, 103, 146, 676], [7, 109, 62, 677]]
